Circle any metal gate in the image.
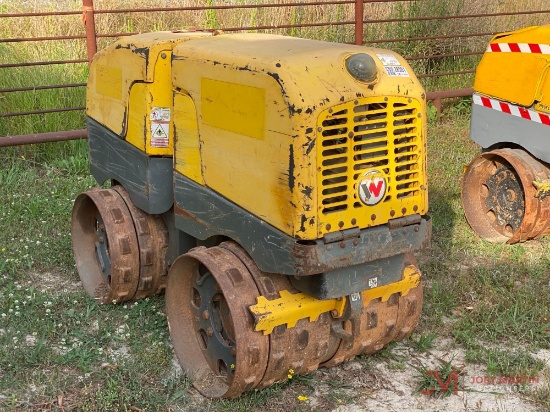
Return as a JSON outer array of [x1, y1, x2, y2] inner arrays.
[[1, 0, 548, 146]]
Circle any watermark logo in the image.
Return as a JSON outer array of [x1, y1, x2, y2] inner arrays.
[[420, 371, 540, 397], [420, 370, 460, 396]]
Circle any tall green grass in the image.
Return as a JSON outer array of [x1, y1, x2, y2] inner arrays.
[[0, 0, 548, 158]]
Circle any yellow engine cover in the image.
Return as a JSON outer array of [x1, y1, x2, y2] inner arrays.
[[171, 33, 427, 239], [86, 31, 213, 156], [87, 32, 428, 240], [474, 25, 550, 110]]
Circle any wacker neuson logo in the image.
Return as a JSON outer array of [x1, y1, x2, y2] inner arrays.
[[357, 170, 387, 206]]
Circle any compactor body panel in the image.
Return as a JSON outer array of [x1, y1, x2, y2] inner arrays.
[[88, 32, 428, 241], [86, 31, 213, 153], [73, 30, 430, 398], [471, 25, 550, 163]]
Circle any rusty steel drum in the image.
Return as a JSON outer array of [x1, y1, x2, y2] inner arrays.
[[166, 241, 423, 398], [112, 186, 169, 299], [71, 186, 169, 303], [462, 148, 550, 243]]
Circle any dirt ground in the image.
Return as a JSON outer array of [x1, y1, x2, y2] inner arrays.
[[180, 338, 548, 412], [307, 341, 548, 412]]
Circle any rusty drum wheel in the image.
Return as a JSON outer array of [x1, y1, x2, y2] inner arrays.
[[166, 246, 269, 398], [322, 253, 423, 367], [219, 241, 340, 388], [71, 188, 140, 303], [112, 186, 169, 300], [462, 148, 550, 243]]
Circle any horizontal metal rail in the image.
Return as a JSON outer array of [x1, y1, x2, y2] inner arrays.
[[0, 129, 88, 147], [1, 11, 82, 18], [363, 32, 496, 45], [1, 35, 87, 43], [0, 59, 87, 69], [0, 107, 85, 118], [83, 2, 357, 14], [0, 1, 546, 146], [427, 88, 474, 114], [365, 9, 550, 25]]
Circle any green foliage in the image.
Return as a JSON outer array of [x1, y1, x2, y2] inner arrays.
[[205, 0, 220, 30], [465, 347, 545, 377], [414, 360, 462, 398], [410, 333, 438, 353], [0, 38, 87, 162], [448, 96, 472, 117], [530, 368, 550, 409], [426, 102, 440, 123]]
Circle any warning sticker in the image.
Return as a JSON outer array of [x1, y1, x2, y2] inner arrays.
[[383, 65, 410, 77], [150, 107, 171, 122], [376, 53, 410, 77], [151, 122, 169, 148], [376, 53, 400, 66]]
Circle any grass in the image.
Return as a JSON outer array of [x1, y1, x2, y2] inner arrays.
[[1, 0, 549, 145], [409, 333, 438, 353], [0, 99, 549, 411], [414, 360, 462, 398], [1, 0, 550, 410]]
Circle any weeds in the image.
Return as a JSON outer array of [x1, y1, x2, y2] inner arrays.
[[410, 333, 438, 353], [1, 0, 550, 410], [530, 368, 550, 409], [414, 359, 463, 398], [465, 347, 545, 378]]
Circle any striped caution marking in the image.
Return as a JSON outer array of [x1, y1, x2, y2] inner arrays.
[[487, 42, 550, 54], [473, 93, 550, 126]]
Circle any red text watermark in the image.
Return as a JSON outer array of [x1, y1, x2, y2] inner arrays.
[[421, 371, 540, 396], [469, 375, 540, 385]]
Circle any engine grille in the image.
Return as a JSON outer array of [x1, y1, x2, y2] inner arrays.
[[316, 96, 426, 236]]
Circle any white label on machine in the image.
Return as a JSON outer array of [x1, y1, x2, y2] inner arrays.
[[368, 277, 378, 289], [151, 122, 169, 147], [376, 53, 410, 77], [376, 53, 400, 66], [383, 65, 409, 77], [150, 107, 171, 121]]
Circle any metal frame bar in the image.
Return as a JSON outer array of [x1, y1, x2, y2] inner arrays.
[[0, 1, 543, 146]]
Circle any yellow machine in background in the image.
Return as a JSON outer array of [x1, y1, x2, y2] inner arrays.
[[72, 30, 431, 397], [462, 25, 550, 243]]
